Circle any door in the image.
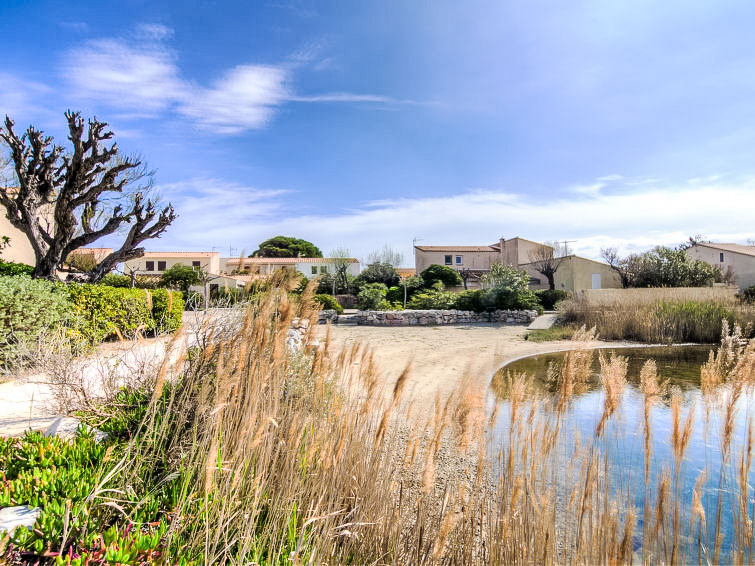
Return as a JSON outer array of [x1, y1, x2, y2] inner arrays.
[[591, 273, 601, 289]]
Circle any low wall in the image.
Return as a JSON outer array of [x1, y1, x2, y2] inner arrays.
[[319, 309, 538, 326]]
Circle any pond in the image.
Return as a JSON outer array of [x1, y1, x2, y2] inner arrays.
[[487, 345, 755, 563]]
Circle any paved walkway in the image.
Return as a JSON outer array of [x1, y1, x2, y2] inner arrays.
[[527, 313, 558, 330]]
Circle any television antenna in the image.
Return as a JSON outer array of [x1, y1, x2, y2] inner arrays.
[[557, 240, 576, 256]]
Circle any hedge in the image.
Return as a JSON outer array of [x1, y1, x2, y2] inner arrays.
[[151, 288, 184, 333], [0, 276, 70, 367], [0, 260, 35, 276], [66, 284, 183, 344], [0, 277, 184, 367]]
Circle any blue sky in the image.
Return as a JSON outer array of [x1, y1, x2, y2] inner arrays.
[[2, 0, 755, 265]]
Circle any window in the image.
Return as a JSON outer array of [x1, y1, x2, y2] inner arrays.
[[192, 260, 201, 269], [444, 255, 452, 265], [455, 255, 463, 265], [320, 265, 328, 274], [158, 261, 166, 271], [311, 266, 318, 275], [720, 252, 725, 262], [145, 261, 154, 271]]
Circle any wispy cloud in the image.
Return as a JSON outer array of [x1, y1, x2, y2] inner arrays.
[[0, 73, 55, 121], [59, 25, 410, 133], [63, 38, 184, 116], [154, 178, 289, 249], [178, 66, 289, 133], [151, 175, 755, 265]]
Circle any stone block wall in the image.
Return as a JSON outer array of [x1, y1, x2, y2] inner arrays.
[[318, 309, 538, 326]]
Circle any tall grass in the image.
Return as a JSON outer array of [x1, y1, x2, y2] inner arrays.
[[561, 290, 755, 343], [29, 279, 755, 564]]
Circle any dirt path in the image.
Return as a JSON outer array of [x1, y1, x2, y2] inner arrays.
[[318, 323, 638, 413]]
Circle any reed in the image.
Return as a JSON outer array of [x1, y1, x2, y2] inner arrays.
[[38, 279, 755, 565], [561, 290, 755, 343]]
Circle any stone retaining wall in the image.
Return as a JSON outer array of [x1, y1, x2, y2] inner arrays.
[[319, 309, 538, 326]]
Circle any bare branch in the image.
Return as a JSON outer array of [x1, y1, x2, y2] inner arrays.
[[0, 111, 176, 281]]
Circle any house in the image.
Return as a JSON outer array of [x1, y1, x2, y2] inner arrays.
[[414, 237, 545, 276], [415, 236, 621, 291], [519, 255, 621, 291], [685, 243, 755, 289], [396, 267, 416, 279], [122, 251, 221, 276], [66, 247, 114, 269], [221, 257, 361, 279], [0, 188, 42, 265]]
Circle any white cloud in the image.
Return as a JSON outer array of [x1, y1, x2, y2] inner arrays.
[[178, 66, 289, 133], [60, 25, 407, 134], [135, 23, 174, 41], [154, 178, 289, 250], [64, 38, 184, 116], [151, 176, 755, 266], [0, 73, 54, 120]]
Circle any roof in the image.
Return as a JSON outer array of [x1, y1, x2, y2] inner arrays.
[[140, 251, 219, 258], [225, 257, 359, 264], [415, 238, 553, 253], [69, 247, 114, 254], [414, 245, 499, 252], [694, 242, 755, 258]]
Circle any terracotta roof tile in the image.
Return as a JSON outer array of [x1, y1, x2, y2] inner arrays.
[[225, 257, 358, 264]]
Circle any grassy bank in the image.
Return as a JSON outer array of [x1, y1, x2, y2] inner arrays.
[[2, 284, 755, 564], [561, 289, 755, 343]]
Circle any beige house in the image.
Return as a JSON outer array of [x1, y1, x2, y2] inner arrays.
[[415, 237, 545, 275], [415, 236, 621, 291], [123, 251, 221, 276], [685, 243, 755, 289], [0, 212, 35, 265], [520, 255, 621, 291], [221, 257, 361, 279]]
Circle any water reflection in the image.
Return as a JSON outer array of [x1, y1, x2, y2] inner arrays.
[[487, 345, 755, 562]]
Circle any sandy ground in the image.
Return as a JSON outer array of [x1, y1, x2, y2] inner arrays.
[[318, 322, 636, 413], [0, 314, 635, 437]]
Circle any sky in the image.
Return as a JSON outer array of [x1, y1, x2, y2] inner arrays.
[[1, 0, 755, 266]]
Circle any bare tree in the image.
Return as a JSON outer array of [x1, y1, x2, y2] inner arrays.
[[0, 111, 176, 281], [367, 244, 404, 267], [328, 246, 353, 295], [528, 242, 565, 291], [601, 247, 632, 288]]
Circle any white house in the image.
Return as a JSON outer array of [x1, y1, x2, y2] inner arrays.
[[221, 257, 361, 279]]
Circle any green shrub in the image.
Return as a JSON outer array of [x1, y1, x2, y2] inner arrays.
[[356, 283, 389, 310], [406, 289, 457, 310], [741, 285, 755, 303], [488, 287, 541, 311], [314, 293, 344, 314], [0, 275, 70, 367], [159, 263, 201, 294], [99, 273, 132, 288], [0, 259, 34, 276], [66, 284, 183, 343], [535, 289, 568, 310], [152, 288, 184, 332], [99, 273, 160, 289], [453, 289, 486, 312], [420, 264, 462, 288]]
